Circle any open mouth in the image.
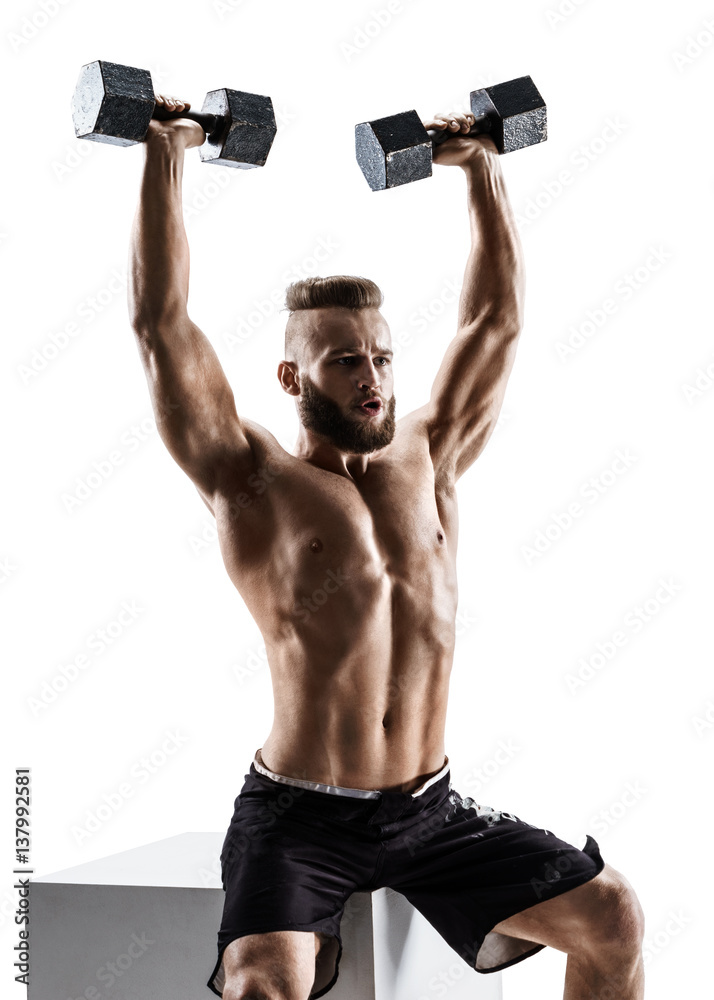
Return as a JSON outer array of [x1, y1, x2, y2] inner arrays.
[[356, 399, 383, 416]]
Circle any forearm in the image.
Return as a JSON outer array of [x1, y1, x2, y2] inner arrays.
[[128, 137, 190, 333], [458, 150, 524, 331]]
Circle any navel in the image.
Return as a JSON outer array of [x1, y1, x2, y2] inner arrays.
[[437, 530, 444, 543], [309, 537, 323, 554]]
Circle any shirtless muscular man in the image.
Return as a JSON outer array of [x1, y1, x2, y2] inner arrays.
[[127, 93, 645, 1000]]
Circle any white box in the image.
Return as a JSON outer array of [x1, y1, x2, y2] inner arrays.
[[29, 833, 502, 1000]]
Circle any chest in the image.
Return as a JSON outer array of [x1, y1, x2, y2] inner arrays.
[[216, 444, 454, 586], [293, 459, 446, 572]]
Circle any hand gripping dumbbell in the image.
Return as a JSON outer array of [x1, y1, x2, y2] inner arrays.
[[355, 75, 547, 191], [71, 60, 277, 168]]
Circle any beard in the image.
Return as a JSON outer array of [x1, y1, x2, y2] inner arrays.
[[297, 375, 396, 454]]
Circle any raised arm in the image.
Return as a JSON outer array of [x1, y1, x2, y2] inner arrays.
[[128, 97, 253, 509], [424, 113, 525, 484]]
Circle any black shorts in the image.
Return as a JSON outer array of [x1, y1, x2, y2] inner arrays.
[[207, 749, 605, 998]]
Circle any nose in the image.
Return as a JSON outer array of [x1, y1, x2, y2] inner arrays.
[[357, 360, 382, 392]]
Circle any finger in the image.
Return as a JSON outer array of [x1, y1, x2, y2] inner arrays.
[[445, 111, 476, 131], [156, 94, 190, 110], [434, 114, 461, 130]]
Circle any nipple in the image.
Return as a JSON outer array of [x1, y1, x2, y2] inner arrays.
[[309, 537, 323, 553]]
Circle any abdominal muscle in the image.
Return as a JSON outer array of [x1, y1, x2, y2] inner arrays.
[[219, 423, 460, 794], [259, 624, 454, 794]]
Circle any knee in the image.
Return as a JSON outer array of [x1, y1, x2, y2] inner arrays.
[[587, 866, 645, 960], [223, 969, 304, 1000], [223, 986, 286, 1000]]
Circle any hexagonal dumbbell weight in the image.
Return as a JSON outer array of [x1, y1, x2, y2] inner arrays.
[[355, 75, 547, 191], [72, 60, 277, 168]]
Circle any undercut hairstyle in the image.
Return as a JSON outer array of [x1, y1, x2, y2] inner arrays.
[[285, 275, 383, 313], [283, 275, 384, 366]]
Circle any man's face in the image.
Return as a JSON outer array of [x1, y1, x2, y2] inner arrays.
[[288, 307, 396, 455]]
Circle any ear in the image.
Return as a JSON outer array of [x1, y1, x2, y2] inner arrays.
[[277, 360, 300, 396]]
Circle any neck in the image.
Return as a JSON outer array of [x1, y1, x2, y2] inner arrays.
[[293, 427, 373, 480]]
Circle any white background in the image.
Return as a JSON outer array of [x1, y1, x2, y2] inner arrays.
[[2, 0, 713, 997]]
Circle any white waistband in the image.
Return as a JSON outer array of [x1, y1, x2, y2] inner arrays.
[[253, 749, 450, 799]]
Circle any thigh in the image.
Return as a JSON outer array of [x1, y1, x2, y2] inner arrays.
[[491, 861, 643, 955], [222, 930, 320, 1000], [209, 775, 366, 996], [388, 788, 607, 972]]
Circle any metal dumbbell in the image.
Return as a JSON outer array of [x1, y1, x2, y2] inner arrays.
[[71, 60, 277, 168], [355, 76, 547, 191]]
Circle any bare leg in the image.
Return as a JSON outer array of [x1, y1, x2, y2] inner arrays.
[[491, 864, 645, 1000], [563, 949, 644, 999], [221, 929, 327, 1000]]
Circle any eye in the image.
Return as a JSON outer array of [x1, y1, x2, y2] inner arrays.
[[336, 357, 355, 365], [375, 357, 390, 366]]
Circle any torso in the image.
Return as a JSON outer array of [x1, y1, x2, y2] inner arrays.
[[211, 411, 459, 793]]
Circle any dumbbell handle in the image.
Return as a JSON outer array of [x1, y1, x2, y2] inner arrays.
[[152, 104, 224, 140], [427, 113, 491, 146]]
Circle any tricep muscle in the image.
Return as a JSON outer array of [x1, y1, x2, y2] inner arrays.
[[427, 317, 521, 481], [134, 315, 252, 497]]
